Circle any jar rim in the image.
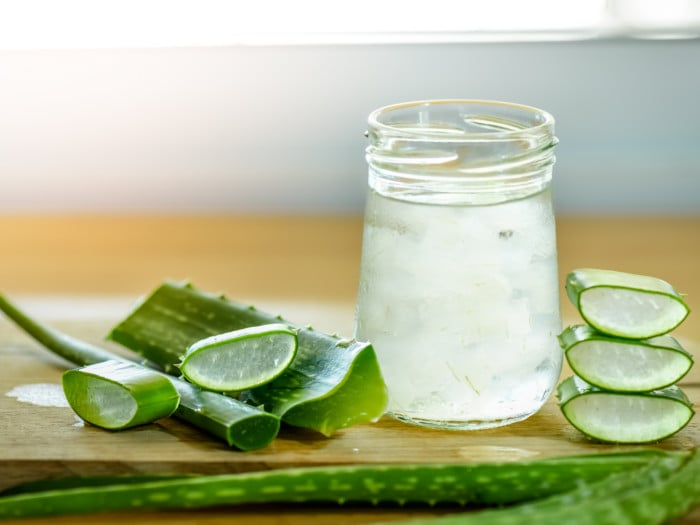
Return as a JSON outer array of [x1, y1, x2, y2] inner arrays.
[[367, 99, 554, 141]]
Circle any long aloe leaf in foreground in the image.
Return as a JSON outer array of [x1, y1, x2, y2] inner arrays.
[[399, 449, 699, 525], [0, 450, 669, 519], [108, 281, 388, 436], [0, 294, 279, 451]]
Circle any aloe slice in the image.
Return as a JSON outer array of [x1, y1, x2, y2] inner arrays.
[[180, 324, 298, 392], [62, 360, 180, 430], [0, 294, 280, 450], [108, 281, 388, 436], [565, 268, 690, 338], [557, 376, 695, 443], [558, 325, 694, 392], [0, 451, 668, 518]]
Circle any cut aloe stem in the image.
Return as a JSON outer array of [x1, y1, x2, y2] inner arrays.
[[0, 294, 280, 451], [565, 268, 690, 339], [63, 360, 180, 430], [180, 323, 298, 392], [108, 281, 388, 436], [557, 376, 695, 444], [0, 450, 668, 519], [558, 325, 694, 392]]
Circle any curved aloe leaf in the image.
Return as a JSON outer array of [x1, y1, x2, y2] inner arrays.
[[108, 281, 388, 436]]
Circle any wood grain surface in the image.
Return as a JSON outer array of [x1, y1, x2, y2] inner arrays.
[[0, 214, 698, 524]]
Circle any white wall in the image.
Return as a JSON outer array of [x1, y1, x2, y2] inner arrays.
[[0, 39, 698, 214]]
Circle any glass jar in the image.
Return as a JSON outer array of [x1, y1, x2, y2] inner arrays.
[[354, 99, 562, 430]]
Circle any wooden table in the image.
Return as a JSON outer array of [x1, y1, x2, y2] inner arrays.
[[0, 215, 698, 524]]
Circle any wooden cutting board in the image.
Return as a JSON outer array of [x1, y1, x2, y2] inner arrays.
[[1, 297, 698, 523]]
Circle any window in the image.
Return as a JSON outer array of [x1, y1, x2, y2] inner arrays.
[[0, 0, 698, 49]]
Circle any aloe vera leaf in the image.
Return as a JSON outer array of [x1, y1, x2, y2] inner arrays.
[[0, 294, 280, 451], [0, 451, 665, 519], [0, 475, 193, 497], [565, 268, 690, 338], [107, 281, 388, 436], [558, 325, 694, 391], [180, 323, 298, 392], [557, 376, 695, 444], [398, 449, 698, 525], [63, 360, 180, 430]]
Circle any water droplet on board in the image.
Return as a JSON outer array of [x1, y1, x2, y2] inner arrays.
[[5, 383, 70, 408]]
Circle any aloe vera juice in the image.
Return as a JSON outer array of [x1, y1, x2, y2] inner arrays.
[[355, 187, 563, 429]]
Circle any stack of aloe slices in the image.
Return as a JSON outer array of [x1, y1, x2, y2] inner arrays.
[[558, 268, 695, 443]]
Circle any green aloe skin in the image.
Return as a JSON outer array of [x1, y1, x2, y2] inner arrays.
[[558, 324, 694, 392], [180, 323, 299, 392], [0, 294, 280, 451], [62, 360, 180, 430], [108, 281, 388, 436], [565, 268, 690, 339], [1, 450, 694, 521], [557, 376, 695, 444]]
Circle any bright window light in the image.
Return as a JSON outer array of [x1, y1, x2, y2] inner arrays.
[[0, 0, 698, 49]]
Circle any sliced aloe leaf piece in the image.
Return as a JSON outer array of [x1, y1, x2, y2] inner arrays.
[[0, 293, 280, 451], [108, 281, 388, 436], [62, 360, 180, 430], [557, 376, 695, 444], [558, 325, 694, 392], [565, 268, 690, 338], [180, 324, 298, 392]]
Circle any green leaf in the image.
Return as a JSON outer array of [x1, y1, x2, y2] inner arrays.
[[63, 360, 180, 430], [558, 325, 693, 392], [557, 376, 695, 443], [108, 281, 388, 436], [565, 268, 690, 338], [180, 324, 298, 392], [0, 293, 280, 451]]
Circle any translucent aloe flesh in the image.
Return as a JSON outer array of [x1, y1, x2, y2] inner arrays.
[[565, 268, 690, 339], [180, 324, 298, 392], [63, 360, 180, 430], [108, 281, 388, 436], [0, 450, 680, 520], [558, 325, 694, 392], [557, 376, 695, 444], [0, 294, 280, 451]]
